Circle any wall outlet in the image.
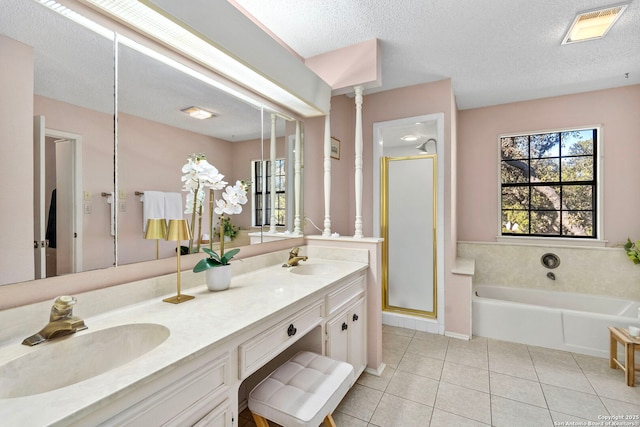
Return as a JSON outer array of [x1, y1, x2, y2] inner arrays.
[[119, 190, 126, 199], [83, 191, 91, 201]]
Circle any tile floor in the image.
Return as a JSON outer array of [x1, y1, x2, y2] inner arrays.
[[239, 325, 640, 426]]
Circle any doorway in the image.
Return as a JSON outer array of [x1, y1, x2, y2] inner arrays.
[[33, 116, 83, 278], [373, 114, 445, 331]]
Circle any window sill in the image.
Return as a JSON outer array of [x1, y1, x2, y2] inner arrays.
[[496, 235, 608, 248]]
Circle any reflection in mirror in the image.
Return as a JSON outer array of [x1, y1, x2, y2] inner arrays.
[[116, 38, 284, 264], [1, 0, 115, 286]]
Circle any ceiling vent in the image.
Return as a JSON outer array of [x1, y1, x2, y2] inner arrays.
[[562, 4, 628, 44]]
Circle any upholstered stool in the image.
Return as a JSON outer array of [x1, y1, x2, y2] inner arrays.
[[248, 351, 355, 427]]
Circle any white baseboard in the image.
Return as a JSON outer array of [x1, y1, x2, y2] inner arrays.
[[364, 363, 386, 377], [445, 331, 471, 340]]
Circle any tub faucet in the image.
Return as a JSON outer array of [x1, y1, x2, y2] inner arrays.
[[547, 272, 556, 280], [22, 296, 88, 346], [282, 247, 308, 267]]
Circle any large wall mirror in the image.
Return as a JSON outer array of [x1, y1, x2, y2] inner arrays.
[[0, 0, 300, 286]]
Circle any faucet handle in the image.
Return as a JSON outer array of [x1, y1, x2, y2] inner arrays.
[[50, 296, 78, 321], [53, 296, 77, 309]]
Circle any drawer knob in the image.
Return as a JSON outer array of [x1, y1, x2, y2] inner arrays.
[[342, 322, 348, 331], [287, 324, 297, 337], [352, 313, 359, 322]]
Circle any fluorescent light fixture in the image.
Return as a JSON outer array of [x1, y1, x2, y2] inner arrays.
[[81, 0, 322, 116], [181, 106, 214, 120], [35, 0, 115, 40], [562, 4, 628, 44], [401, 135, 418, 142]]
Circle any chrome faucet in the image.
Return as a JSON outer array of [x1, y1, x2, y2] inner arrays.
[[282, 247, 308, 267], [22, 296, 88, 346]]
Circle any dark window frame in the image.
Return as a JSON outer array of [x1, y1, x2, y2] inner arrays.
[[252, 158, 286, 227], [500, 128, 598, 239]]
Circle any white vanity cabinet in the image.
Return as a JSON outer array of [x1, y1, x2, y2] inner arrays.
[[84, 350, 235, 427], [0, 257, 370, 427], [325, 271, 367, 377]]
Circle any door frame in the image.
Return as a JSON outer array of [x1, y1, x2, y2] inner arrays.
[[35, 116, 83, 276]]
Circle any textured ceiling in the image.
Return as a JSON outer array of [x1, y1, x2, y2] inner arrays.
[[233, 0, 640, 109]]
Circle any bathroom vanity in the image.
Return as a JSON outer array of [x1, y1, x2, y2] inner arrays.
[[0, 250, 368, 426]]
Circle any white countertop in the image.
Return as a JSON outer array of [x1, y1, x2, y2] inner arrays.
[[0, 258, 367, 426]]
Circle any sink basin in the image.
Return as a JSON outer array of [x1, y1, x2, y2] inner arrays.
[[0, 323, 169, 398], [289, 263, 338, 276]]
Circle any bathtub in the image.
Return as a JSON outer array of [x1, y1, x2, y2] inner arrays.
[[472, 285, 640, 358]]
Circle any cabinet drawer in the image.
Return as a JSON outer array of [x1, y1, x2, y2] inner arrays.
[[239, 300, 323, 379], [326, 272, 366, 317], [108, 352, 230, 426]]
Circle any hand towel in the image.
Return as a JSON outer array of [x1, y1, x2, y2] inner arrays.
[[142, 191, 165, 232], [164, 192, 183, 220]]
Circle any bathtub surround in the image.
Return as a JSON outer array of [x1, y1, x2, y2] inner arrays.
[[458, 241, 640, 301]]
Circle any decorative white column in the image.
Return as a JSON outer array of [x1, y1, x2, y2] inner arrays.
[[293, 120, 303, 235], [322, 108, 332, 237], [269, 114, 277, 234], [354, 85, 364, 238]]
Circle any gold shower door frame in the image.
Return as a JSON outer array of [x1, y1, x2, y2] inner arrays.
[[381, 155, 438, 318]]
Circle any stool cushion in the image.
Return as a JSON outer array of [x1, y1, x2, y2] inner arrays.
[[248, 351, 355, 427]]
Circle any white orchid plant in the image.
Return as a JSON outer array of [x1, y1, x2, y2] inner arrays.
[[180, 153, 249, 271]]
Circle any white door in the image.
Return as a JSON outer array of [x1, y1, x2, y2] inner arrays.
[[33, 116, 46, 278]]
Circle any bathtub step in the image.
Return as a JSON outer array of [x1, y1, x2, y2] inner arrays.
[[609, 327, 640, 387]]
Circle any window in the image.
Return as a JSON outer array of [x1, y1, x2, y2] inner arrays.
[[252, 159, 286, 227], [500, 128, 598, 238]]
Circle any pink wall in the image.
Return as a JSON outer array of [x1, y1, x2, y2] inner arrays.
[[0, 36, 34, 285], [34, 96, 115, 272], [458, 85, 640, 245], [118, 113, 237, 265]]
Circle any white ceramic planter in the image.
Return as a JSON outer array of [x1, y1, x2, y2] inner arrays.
[[205, 265, 232, 291]]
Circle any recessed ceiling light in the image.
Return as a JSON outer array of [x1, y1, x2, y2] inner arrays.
[[401, 135, 418, 141], [181, 106, 214, 120], [562, 4, 628, 45]]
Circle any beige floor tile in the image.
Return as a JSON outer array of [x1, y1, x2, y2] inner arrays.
[[397, 351, 444, 380], [429, 409, 490, 426], [489, 352, 538, 381], [335, 383, 383, 422], [385, 369, 439, 406], [488, 338, 530, 356], [441, 361, 489, 393], [332, 410, 369, 427], [534, 362, 596, 394], [528, 346, 580, 371], [549, 410, 595, 425], [382, 346, 405, 370], [382, 332, 411, 352], [413, 330, 450, 344], [601, 397, 640, 418], [585, 371, 640, 406], [434, 381, 491, 424], [382, 325, 416, 338], [490, 371, 547, 408], [491, 395, 553, 427], [369, 393, 433, 427], [445, 344, 489, 370], [356, 366, 395, 392], [542, 383, 609, 420], [572, 352, 612, 375], [406, 335, 448, 360]]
